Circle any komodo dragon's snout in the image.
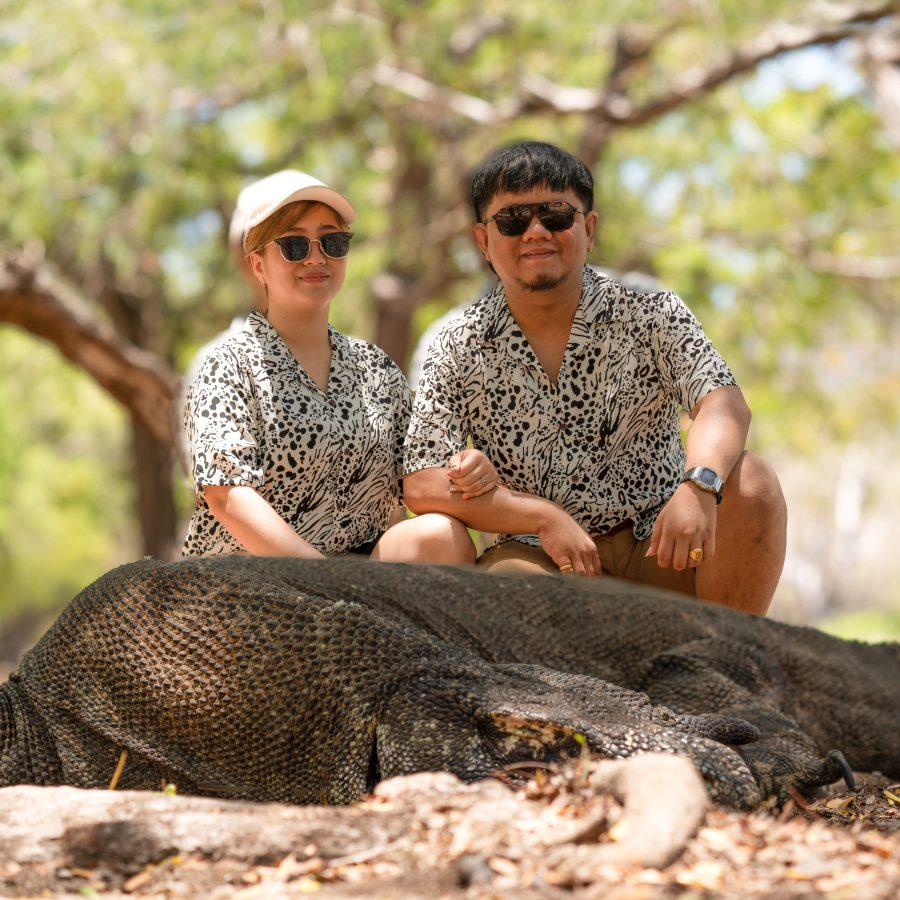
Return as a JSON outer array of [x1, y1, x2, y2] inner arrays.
[[373, 664, 765, 809], [1, 555, 896, 810]]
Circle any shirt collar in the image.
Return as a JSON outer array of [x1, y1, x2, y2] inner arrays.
[[244, 311, 346, 396], [470, 266, 619, 349]]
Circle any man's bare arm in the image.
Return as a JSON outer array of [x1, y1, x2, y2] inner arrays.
[[647, 385, 751, 570], [403, 467, 600, 575], [684, 384, 751, 479]]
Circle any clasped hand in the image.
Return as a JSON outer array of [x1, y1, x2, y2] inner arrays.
[[446, 449, 498, 500]]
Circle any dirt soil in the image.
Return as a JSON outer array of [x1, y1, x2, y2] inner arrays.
[[1, 756, 897, 899]]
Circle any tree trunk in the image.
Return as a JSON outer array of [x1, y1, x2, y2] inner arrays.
[[0, 253, 181, 558], [132, 422, 179, 560], [372, 272, 416, 370]]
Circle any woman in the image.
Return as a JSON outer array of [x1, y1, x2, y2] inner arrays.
[[183, 169, 490, 562]]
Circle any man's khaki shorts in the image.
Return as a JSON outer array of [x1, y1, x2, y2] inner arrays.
[[476, 525, 697, 596]]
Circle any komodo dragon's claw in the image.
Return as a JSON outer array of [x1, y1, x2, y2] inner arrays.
[[827, 749, 857, 791], [737, 738, 859, 804], [790, 748, 858, 801]]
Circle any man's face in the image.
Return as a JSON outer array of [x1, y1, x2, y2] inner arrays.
[[473, 186, 598, 297]]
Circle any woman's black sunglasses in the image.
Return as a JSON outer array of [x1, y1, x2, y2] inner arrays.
[[482, 201, 586, 237], [271, 232, 353, 262]]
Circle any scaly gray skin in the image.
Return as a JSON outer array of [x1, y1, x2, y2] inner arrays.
[[2, 557, 897, 809]]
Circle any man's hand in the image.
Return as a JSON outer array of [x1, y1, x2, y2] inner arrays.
[[647, 383, 748, 572], [404, 467, 597, 573], [537, 508, 602, 577], [447, 449, 498, 500], [646, 483, 717, 571]]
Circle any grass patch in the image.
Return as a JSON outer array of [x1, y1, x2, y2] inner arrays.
[[819, 610, 900, 643]]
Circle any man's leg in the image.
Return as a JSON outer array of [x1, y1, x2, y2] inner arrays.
[[619, 533, 697, 597], [695, 451, 787, 615], [476, 540, 558, 575]]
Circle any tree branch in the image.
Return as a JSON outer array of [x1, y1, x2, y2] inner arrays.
[[855, 15, 900, 146], [625, 218, 900, 280], [372, 3, 897, 129], [371, 62, 506, 123], [0, 253, 179, 447], [520, 2, 899, 125], [808, 249, 900, 278]]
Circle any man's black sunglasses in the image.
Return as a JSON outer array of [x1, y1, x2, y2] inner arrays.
[[271, 232, 353, 262], [482, 201, 586, 237]]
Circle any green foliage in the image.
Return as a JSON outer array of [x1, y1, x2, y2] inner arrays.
[[0, 1, 897, 621], [0, 330, 138, 620], [821, 610, 900, 644], [597, 66, 899, 450]]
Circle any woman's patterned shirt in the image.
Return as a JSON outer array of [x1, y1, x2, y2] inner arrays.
[[183, 312, 410, 557], [404, 266, 736, 547]]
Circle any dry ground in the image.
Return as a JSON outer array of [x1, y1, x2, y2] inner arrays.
[[1, 755, 898, 899]]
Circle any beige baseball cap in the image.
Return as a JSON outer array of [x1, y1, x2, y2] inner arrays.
[[235, 169, 356, 251]]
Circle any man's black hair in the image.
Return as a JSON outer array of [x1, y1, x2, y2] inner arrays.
[[470, 141, 594, 222]]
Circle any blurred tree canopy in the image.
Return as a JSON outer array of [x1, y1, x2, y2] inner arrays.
[[0, 1, 898, 618]]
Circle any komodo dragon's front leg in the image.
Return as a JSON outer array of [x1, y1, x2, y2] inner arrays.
[[633, 638, 858, 801]]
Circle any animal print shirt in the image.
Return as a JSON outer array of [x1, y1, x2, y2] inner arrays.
[[183, 312, 410, 557], [404, 266, 736, 547]]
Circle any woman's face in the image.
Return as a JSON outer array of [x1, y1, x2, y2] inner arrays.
[[250, 204, 348, 315]]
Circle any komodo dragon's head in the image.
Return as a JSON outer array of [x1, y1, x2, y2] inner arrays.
[[369, 662, 768, 810]]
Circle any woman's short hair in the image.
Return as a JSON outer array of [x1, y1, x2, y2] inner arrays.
[[244, 201, 348, 256]]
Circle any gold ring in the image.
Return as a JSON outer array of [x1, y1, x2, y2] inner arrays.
[[689, 548, 703, 563], [559, 563, 574, 573], [480, 476, 487, 487]]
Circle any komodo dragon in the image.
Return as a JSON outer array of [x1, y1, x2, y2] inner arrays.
[[2, 556, 897, 810]]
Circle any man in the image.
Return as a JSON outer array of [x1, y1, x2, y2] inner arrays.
[[402, 141, 786, 615]]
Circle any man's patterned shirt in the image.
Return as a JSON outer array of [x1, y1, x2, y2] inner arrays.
[[404, 266, 736, 546]]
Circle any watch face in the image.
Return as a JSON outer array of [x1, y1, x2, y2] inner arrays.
[[699, 469, 717, 487]]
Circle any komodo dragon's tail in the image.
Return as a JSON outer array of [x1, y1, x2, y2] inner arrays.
[[0, 677, 63, 788]]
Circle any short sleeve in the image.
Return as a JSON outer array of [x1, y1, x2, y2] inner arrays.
[[391, 369, 413, 477], [403, 330, 470, 474], [183, 347, 265, 492], [652, 292, 737, 413]]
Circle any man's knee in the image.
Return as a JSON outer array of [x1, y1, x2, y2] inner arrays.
[[727, 451, 786, 524], [477, 541, 557, 576]]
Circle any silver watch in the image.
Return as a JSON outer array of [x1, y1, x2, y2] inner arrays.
[[682, 466, 724, 504]]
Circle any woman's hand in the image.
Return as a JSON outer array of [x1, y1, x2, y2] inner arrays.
[[446, 449, 499, 500], [537, 505, 602, 577]]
